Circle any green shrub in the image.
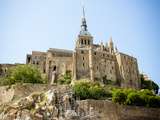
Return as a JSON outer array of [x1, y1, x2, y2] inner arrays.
[[126, 92, 146, 106], [112, 89, 127, 105], [0, 65, 45, 86], [0, 77, 15, 86], [139, 89, 155, 96], [8, 65, 44, 84], [72, 80, 111, 100], [89, 84, 106, 99], [112, 88, 160, 108], [72, 81, 91, 100], [148, 96, 160, 108]]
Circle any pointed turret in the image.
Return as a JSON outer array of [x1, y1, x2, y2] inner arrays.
[[108, 36, 114, 53], [108, 36, 113, 46]]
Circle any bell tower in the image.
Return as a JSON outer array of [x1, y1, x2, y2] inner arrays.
[[76, 7, 93, 48]]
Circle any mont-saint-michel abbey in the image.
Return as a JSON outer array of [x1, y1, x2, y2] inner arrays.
[[1, 1, 160, 119], [26, 9, 140, 89]]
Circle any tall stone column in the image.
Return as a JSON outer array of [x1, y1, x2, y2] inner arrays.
[[89, 46, 94, 81]]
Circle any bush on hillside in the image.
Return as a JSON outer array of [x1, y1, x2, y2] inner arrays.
[[147, 96, 160, 108], [0, 77, 14, 86], [0, 65, 45, 86], [112, 88, 160, 108], [112, 89, 127, 105], [126, 92, 146, 106], [72, 80, 111, 100]]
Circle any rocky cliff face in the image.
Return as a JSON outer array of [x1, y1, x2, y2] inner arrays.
[[0, 86, 99, 120], [0, 85, 160, 120]]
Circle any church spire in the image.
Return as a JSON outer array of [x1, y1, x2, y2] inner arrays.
[[81, 6, 87, 31], [79, 6, 91, 36], [83, 6, 85, 18]]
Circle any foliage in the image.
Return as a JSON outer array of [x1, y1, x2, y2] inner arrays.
[[147, 96, 160, 108], [89, 84, 106, 99], [0, 65, 45, 86], [140, 74, 159, 94], [72, 80, 91, 100], [112, 89, 127, 104], [58, 70, 72, 85], [72, 80, 111, 100], [126, 92, 146, 106], [0, 77, 14, 86], [152, 81, 159, 94], [112, 88, 160, 108]]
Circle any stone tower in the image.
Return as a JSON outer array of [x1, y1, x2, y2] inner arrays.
[[73, 7, 94, 80]]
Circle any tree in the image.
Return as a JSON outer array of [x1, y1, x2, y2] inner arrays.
[[7, 65, 44, 84], [140, 74, 159, 94]]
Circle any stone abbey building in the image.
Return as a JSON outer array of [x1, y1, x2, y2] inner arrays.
[[26, 10, 140, 89]]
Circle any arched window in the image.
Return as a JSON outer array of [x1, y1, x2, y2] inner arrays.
[[84, 40, 87, 45], [81, 39, 83, 44], [88, 40, 90, 45]]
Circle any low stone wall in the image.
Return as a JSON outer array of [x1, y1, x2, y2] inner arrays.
[[78, 100, 160, 120]]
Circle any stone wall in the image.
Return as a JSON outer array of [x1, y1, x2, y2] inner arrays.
[[116, 52, 140, 89], [78, 100, 160, 120]]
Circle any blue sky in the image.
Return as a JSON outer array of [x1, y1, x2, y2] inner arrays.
[[0, 0, 160, 84]]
